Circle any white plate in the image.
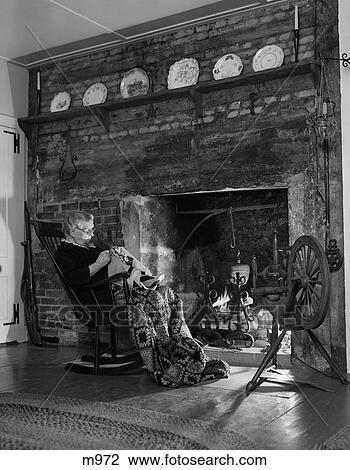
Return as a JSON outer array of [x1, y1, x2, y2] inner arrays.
[[212, 53, 243, 80], [50, 92, 71, 112], [167, 58, 199, 89], [83, 83, 107, 106], [120, 68, 149, 98], [252, 45, 284, 72]]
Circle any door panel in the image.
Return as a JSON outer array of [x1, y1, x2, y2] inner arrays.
[[0, 123, 27, 343]]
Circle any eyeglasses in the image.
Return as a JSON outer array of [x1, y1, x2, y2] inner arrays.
[[74, 225, 95, 235]]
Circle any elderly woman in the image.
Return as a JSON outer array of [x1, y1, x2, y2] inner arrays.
[[55, 211, 230, 387], [55, 211, 154, 308]]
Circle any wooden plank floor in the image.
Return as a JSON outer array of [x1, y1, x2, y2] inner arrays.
[[0, 342, 349, 449]]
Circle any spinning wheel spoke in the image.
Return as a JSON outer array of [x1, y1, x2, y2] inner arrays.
[[308, 249, 320, 269], [304, 291, 315, 317], [308, 285, 321, 303], [307, 249, 318, 275], [291, 262, 305, 280], [306, 288, 319, 313], [304, 287, 312, 306], [309, 264, 321, 279], [301, 287, 318, 317], [296, 250, 306, 273], [296, 287, 306, 304], [309, 279, 323, 286], [301, 245, 310, 271]]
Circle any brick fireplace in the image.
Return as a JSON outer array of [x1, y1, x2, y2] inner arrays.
[[23, 0, 345, 370], [121, 188, 288, 317]]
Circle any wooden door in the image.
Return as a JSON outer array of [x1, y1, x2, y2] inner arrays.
[[0, 118, 27, 343]]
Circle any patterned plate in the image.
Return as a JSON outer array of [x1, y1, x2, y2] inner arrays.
[[212, 53, 243, 80], [120, 68, 149, 98], [50, 92, 71, 112], [252, 45, 284, 72], [83, 83, 107, 106], [167, 58, 199, 89]]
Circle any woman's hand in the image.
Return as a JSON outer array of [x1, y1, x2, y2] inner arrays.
[[89, 250, 111, 277], [95, 250, 111, 268], [112, 246, 125, 255], [113, 245, 152, 276]]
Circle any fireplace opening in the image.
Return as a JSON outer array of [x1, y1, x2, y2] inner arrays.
[[135, 188, 290, 354]]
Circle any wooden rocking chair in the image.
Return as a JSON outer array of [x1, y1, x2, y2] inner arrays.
[[32, 219, 142, 375]]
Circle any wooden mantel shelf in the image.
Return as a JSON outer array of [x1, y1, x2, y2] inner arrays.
[[18, 62, 319, 136]]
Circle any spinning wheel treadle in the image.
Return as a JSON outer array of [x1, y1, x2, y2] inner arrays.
[[286, 235, 330, 330]]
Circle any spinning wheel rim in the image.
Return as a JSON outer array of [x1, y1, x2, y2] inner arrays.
[[287, 235, 330, 329]]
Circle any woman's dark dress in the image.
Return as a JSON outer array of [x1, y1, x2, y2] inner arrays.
[[55, 241, 112, 307], [55, 241, 230, 387]]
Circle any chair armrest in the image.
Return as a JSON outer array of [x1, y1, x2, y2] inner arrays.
[[74, 271, 130, 290]]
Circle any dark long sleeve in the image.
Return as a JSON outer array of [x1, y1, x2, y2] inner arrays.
[[55, 242, 112, 308], [55, 242, 107, 286], [55, 249, 91, 286]]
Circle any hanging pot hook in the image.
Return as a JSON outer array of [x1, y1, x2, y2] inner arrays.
[[228, 207, 236, 249]]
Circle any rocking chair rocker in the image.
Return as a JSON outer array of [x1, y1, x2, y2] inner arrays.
[[32, 219, 142, 375]]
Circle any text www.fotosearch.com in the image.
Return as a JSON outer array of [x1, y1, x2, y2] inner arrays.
[[128, 454, 267, 466], [82, 453, 267, 467], [128, 454, 267, 467]]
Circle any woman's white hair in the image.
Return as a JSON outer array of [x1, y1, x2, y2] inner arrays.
[[62, 211, 94, 237]]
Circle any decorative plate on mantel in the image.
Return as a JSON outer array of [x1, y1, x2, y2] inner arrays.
[[120, 68, 150, 98], [252, 45, 284, 72], [212, 53, 243, 80], [50, 91, 71, 112], [83, 83, 108, 106], [167, 58, 199, 89]]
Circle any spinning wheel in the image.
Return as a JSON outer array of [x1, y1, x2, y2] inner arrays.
[[246, 235, 347, 394], [286, 235, 330, 330]]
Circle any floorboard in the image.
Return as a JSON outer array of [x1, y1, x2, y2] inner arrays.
[[0, 342, 349, 449]]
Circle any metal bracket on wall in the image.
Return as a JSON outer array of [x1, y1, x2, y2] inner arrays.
[[325, 239, 343, 272], [3, 304, 20, 326], [146, 103, 159, 120], [59, 125, 78, 181], [60, 154, 77, 181], [3, 130, 20, 154], [321, 52, 350, 68], [249, 92, 258, 115]]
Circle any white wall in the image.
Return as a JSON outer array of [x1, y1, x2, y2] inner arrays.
[[339, 0, 350, 373], [0, 59, 28, 118]]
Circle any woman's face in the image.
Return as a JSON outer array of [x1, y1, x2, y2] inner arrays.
[[70, 220, 95, 245]]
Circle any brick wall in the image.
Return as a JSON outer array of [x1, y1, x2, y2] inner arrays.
[[29, 1, 317, 202], [24, 0, 346, 370]]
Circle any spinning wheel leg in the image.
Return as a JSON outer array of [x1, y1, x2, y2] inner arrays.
[[246, 328, 287, 394], [306, 329, 349, 384]]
